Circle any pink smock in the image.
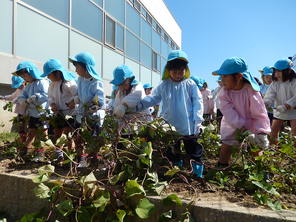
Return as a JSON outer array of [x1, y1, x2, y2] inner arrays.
[[201, 88, 214, 114], [219, 85, 271, 145]]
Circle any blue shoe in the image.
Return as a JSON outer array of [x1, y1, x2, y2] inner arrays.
[[192, 162, 204, 178]]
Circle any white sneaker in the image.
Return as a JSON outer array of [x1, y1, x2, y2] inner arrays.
[[77, 158, 89, 168]]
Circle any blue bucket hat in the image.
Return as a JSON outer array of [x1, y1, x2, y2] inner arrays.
[[11, 76, 25, 88], [69, 52, 102, 80], [143, 83, 153, 89], [162, 50, 190, 80], [12, 61, 42, 80], [212, 57, 260, 91], [273, 59, 293, 71], [260, 66, 273, 76], [190, 76, 205, 89], [41, 59, 77, 81], [110, 65, 138, 86]]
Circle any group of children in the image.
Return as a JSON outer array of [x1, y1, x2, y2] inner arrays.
[[1, 50, 295, 176]]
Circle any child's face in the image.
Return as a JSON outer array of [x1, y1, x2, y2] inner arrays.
[[169, 67, 186, 82], [144, 88, 152, 95], [48, 71, 62, 82], [119, 78, 132, 91], [274, 69, 282, 81], [74, 63, 90, 78], [262, 75, 272, 85], [221, 74, 243, 90], [18, 71, 34, 83]]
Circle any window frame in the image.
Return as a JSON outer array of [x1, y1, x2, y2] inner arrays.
[[105, 15, 116, 48]]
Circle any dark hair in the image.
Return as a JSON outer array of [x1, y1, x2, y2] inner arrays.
[[52, 70, 65, 93], [73, 61, 86, 70], [272, 68, 296, 82], [203, 82, 208, 88], [254, 77, 262, 86], [166, 59, 188, 71], [16, 68, 28, 75], [230, 73, 251, 86]]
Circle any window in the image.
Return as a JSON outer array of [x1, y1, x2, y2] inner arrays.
[[105, 16, 115, 47], [161, 39, 169, 58], [163, 33, 169, 43], [105, 0, 125, 24], [126, 3, 140, 36], [22, 0, 69, 24], [152, 51, 160, 71], [134, 0, 141, 12], [152, 30, 161, 53], [92, 0, 103, 7], [146, 13, 152, 24], [126, 30, 140, 62], [156, 24, 161, 35], [141, 7, 147, 17], [116, 24, 124, 51], [140, 42, 152, 68], [141, 18, 151, 46], [72, 0, 103, 41]]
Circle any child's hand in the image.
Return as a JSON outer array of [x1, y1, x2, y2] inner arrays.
[[66, 100, 75, 109], [255, 134, 269, 149], [26, 95, 37, 104], [276, 105, 287, 113], [50, 103, 58, 113]]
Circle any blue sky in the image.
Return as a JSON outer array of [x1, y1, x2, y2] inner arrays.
[[163, 0, 296, 89]]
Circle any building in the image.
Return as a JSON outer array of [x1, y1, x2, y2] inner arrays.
[[0, 0, 181, 95]]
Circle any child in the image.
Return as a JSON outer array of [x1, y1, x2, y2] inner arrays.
[[110, 65, 151, 126], [0, 76, 27, 142], [68, 52, 105, 167], [136, 50, 204, 177], [107, 85, 119, 111], [200, 82, 214, 121], [259, 66, 273, 97], [13, 61, 49, 160], [212, 57, 271, 167], [143, 83, 153, 96], [212, 76, 223, 128], [41, 59, 78, 162], [264, 58, 296, 144]]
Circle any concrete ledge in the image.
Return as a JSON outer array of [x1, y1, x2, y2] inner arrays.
[[0, 172, 295, 222]]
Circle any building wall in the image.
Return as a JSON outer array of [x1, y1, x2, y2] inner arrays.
[[0, 0, 181, 94]]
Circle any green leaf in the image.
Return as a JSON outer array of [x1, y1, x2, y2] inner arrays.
[[116, 209, 126, 222], [159, 210, 172, 221], [135, 198, 155, 219], [92, 190, 110, 212], [55, 134, 68, 147], [76, 207, 92, 222], [32, 174, 49, 184], [163, 194, 182, 206], [125, 180, 146, 198], [164, 166, 180, 176], [56, 200, 74, 216], [38, 164, 55, 176], [40, 139, 55, 148], [267, 200, 282, 211], [251, 181, 280, 196], [109, 171, 125, 185], [79, 172, 97, 189], [34, 183, 50, 199]]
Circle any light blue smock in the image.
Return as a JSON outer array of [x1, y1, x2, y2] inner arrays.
[[260, 84, 269, 97], [76, 77, 105, 123], [136, 78, 203, 135], [18, 79, 49, 118]]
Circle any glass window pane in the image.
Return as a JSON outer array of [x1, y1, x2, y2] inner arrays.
[[21, 0, 69, 24], [92, 0, 103, 7], [152, 52, 160, 72], [141, 18, 151, 46], [105, 0, 124, 24], [140, 42, 151, 68], [126, 30, 139, 62], [134, 0, 141, 12], [161, 39, 168, 58], [106, 16, 115, 47], [152, 30, 160, 53], [126, 3, 140, 36], [72, 0, 102, 41], [116, 24, 124, 51]]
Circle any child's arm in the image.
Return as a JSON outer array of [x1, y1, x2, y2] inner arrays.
[[91, 81, 105, 108], [285, 80, 296, 109], [136, 85, 162, 112], [219, 89, 246, 129], [64, 81, 78, 104], [122, 85, 145, 109], [191, 83, 204, 128], [263, 82, 276, 107], [1, 89, 20, 101], [33, 80, 49, 105]]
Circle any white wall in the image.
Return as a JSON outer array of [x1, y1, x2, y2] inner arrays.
[[140, 0, 182, 48]]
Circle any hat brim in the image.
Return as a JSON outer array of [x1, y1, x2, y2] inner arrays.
[[242, 72, 260, 91], [69, 57, 78, 63]]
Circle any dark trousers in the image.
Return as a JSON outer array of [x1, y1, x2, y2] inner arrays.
[[166, 136, 203, 163]]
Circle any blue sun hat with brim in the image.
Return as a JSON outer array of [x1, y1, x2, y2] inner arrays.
[[41, 59, 77, 81], [212, 57, 260, 91], [69, 52, 102, 80], [162, 50, 190, 80], [273, 59, 293, 71], [12, 61, 42, 80], [11, 76, 25, 88], [110, 65, 138, 86], [261, 66, 273, 76], [143, 83, 153, 89], [190, 76, 205, 89]]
